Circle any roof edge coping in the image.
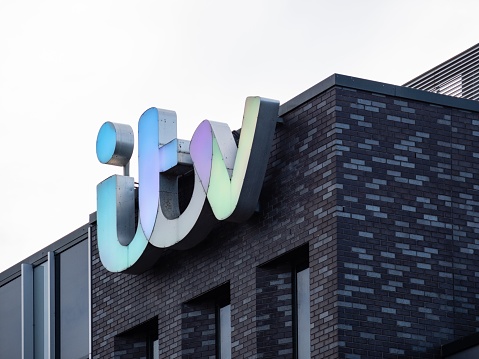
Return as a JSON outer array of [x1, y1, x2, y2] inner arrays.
[[279, 73, 479, 116], [0, 222, 90, 287]]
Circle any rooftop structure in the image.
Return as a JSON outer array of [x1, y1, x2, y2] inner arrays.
[[404, 43, 479, 100]]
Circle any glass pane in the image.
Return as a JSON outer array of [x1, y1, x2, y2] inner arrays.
[[219, 304, 231, 359], [59, 241, 89, 358], [297, 268, 311, 359], [153, 339, 159, 358], [0, 277, 21, 358], [34, 262, 48, 358]]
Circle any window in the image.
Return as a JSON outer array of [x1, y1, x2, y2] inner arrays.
[[115, 318, 159, 358], [56, 241, 89, 358], [152, 338, 160, 358], [0, 277, 21, 358], [147, 331, 160, 359], [1, 240, 89, 359], [294, 266, 311, 359], [182, 283, 230, 358], [217, 301, 231, 359], [15, 253, 55, 359], [256, 244, 310, 358]]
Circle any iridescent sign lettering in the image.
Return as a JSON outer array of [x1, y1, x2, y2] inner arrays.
[[96, 97, 279, 273]]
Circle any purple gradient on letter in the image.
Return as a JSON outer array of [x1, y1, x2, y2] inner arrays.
[[138, 108, 160, 238], [191, 120, 213, 192]]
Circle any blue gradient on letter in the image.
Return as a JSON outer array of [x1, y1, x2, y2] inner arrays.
[[96, 122, 116, 164], [97, 175, 148, 272]]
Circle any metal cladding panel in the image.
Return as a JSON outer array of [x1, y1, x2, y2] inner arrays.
[[21, 263, 33, 359], [404, 43, 479, 100]]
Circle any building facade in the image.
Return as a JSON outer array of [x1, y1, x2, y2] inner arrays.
[[0, 225, 90, 358], [90, 74, 479, 358], [2, 62, 479, 357]]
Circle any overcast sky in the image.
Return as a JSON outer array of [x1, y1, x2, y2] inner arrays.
[[0, 0, 478, 272]]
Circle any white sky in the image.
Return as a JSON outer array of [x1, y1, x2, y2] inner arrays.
[[0, 0, 478, 272]]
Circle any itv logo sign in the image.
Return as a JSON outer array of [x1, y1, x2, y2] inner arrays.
[[96, 97, 279, 273]]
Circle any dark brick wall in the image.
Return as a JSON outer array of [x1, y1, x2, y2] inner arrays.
[[91, 82, 479, 358], [256, 262, 293, 357], [334, 87, 479, 358], [181, 302, 216, 358], [114, 335, 148, 359]]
